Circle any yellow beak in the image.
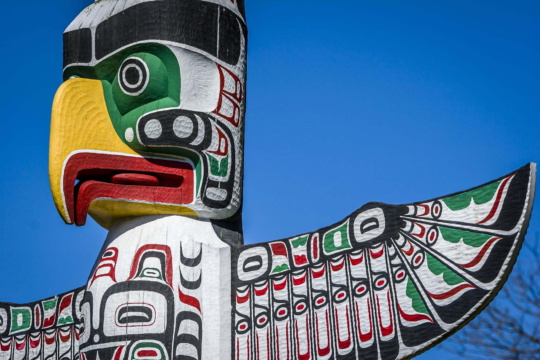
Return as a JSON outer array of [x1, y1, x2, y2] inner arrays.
[[49, 78, 196, 229]]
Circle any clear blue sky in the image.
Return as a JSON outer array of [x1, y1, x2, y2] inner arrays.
[[0, 1, 538, 359]]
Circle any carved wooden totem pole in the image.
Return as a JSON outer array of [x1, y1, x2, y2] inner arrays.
[[0, 1, 536, 360]]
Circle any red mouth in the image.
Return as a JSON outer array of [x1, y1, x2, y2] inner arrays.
[[63, 152, 194, 226]]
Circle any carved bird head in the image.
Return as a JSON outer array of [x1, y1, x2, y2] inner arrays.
[[49, 0, 247, 229]]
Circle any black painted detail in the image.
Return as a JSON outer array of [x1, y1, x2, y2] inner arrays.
[[95, 0, 245, 65], [63, 28, 92, 67]]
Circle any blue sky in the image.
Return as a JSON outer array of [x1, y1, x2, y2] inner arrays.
[[0, 1, 538, 359]]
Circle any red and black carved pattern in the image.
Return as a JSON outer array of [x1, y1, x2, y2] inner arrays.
[[0, 286, 85, 360], [231, 164, 535, 360]]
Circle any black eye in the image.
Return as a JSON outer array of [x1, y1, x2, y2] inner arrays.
[[119, 57, 149, 96]]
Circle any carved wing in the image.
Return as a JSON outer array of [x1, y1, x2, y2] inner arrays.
[[0, 287, 85, 360], [231, 163, 535, 360]]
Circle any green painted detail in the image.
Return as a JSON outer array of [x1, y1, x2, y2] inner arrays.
[[62, 44, 205, 197], [323, 220, 352, 254], [139, 267, 164, 280], [112, 53, 169, 115], [130, 341, 167, 360], [405, 278, 430, 315], [42, 299, 57, 311], [58, 316, 74, 325], [443, 180, 502, 211], [426, 254, 465, 286], [272, 264, 290, 274], [208, 154, 229, 177], [10, 307, 31, 333], [439, 227, 493, 248], [290, 235, 309, 248]]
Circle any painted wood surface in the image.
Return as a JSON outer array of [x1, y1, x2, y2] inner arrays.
[[0, 0, 536, 360]]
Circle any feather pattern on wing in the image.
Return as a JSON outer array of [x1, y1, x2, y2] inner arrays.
[[231, 163, 536, 360]]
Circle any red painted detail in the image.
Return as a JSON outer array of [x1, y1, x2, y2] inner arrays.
[[349, 252, 364, 266], [137, 350, 159, 357], [396, 271, 405, 280], [370, 246, 385, 259], [58, 293, 73, 315], [15, 338, 26, 351], [356, 285, 367, 296], [477, 175, 514, 225], [413, 253, 424, 266], [293, 255, 308, 266], [294, 315, 311, 360], [296, 303, 306, 313], [270, 242, 288, 257], [356, 300, 373, 342], [412, 223, 426, 238], [63, 152, 194, 226], [111, 173, 160, 186], [59, 330, 71, 343], [207, 127, 229, 156], [113, 345, 126, 360], [330, 258, 345, 272], [236, 290, 250, 304], [460, 237, 502, 269], [128, 244, 173, 288], [376, 279, 386, 288], [43, 315, 56, 329], [254, 284, 269, 297], [376, 292, 394, 337], [315, 297, 326, 306], [402, 241, 414, 256], [0, 339, 11, 352], [91, 247, 118, 285], [417, 204, 429, 216], [428, 283, 475, 300], [213, 64, 243, 127], [334, 306, 352, 350], [74, 327, 80, 341], [81, 352, 87, 360], [274, 325, 290, 360], [44, 332, 56, 345], [178, 288, 201, 312], [292, 272, 307, 286], [311, 266, 325, 279], [311, 235, 319, 262], [273, 277, 288, 292], [30, 334, 41, 349], [397, 305, 433, 323], [315, 311, 331, 357], [34, 304, 41, 329], [336, 291, 346, 301]]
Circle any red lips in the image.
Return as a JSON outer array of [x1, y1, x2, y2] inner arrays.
[[62, 152, 194, 225]]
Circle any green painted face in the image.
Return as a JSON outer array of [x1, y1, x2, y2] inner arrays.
[[64, 45, 182, 152]]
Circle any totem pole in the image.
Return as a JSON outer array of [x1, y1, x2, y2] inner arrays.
[[0, 1, 536, 360]]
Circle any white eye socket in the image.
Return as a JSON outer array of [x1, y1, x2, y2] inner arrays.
[[353, 208, 386, 243], [119, 57, 149, 96]]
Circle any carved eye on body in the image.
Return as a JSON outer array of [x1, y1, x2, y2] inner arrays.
[[119, 57, 149, 96], [255, 312, 269, 328], [333, 289, 349, 303], [274, 305, 289, 320], [373, 275, 388, 290], [353, 282, 369, 297], [313, 294, 328, 309], [236, 320, 250, 334], [293, 301, 308, 315]]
